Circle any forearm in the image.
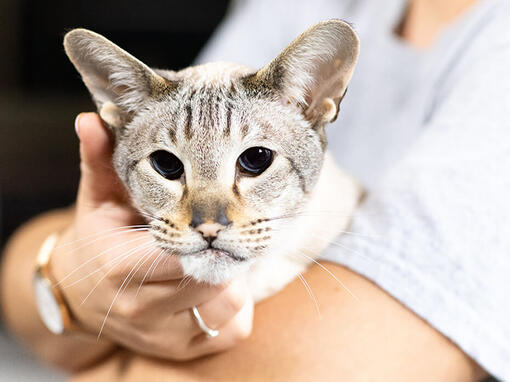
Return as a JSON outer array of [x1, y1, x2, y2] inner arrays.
[[0, 208, 116, 372], [71, 263, 487, 382]]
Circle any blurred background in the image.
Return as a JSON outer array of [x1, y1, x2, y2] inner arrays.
[[0, 0, 230, 245], [0, 0, 229, 379]]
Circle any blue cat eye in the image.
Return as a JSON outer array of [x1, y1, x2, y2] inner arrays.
[[238, 147, 273, 176], [150, 150, 184, 180]]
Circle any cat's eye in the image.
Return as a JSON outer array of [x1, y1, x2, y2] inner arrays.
[[238, 147, 273, 176], [150, 150, 184, 180]]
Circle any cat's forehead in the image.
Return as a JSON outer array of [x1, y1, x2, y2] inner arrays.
[[159, 61, 255, 87], [146, 63, 282, 147], [126, 61, 310, 180]]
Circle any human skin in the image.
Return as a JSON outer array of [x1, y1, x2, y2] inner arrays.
[[0, 0, 490, 379], [1, 113, 254, 369], [71, 263, 487, 382], [0, 114, 488, 382], [1, 207, 487, 381]]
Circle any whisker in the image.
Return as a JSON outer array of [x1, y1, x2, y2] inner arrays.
[[290, 251, 359, 301], [269, 224, 383, 242], [119, 246, 161, 296], [58, 227, 150, 256], [57, 235, 150, 287], [307, 232, 376, 263], [56, 225, 150, 248], [149, 250, 171, 280], [134, 249, 166, 298], [297, 273, 321, 319], [97, 244, 155, 340], [264, 208, 391, 225], [79, 240, 155, 305], [137, 210, 162, 222], [176, 274, 194, 292], [265, 211, 357, 223]]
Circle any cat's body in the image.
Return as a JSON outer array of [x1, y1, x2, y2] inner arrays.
[[245, 152, 360, 300], [64, 20, 361, 301]]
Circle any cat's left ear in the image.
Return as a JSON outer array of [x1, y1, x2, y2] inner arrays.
[[251, 20, 359, 126], [64, 28, 175, 129]]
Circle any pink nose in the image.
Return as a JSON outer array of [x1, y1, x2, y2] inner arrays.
[[196, 222, 225, 242]]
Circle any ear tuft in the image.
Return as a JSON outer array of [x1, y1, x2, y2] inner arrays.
[[99, 101, 123, 128], [255, 20, 359, 126]]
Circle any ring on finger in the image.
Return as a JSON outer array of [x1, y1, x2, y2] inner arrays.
[[191, 306, 219, 338]]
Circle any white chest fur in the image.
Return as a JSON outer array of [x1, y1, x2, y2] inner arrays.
[[248, 152, 362, 301]]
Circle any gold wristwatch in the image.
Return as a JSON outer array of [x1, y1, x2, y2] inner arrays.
[[33, 233, 75, 335]]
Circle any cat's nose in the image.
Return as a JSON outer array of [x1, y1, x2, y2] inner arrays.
[[196, 222, 225, 245]]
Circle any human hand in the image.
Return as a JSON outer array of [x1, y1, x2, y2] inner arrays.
[[50, 113, 253, 360]]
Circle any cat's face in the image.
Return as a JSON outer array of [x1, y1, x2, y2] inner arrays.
[[112, 63, 326, 282], [64, 21, 359, 284]]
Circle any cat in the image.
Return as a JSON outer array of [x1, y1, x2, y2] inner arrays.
[[64, 20, 362, 301]]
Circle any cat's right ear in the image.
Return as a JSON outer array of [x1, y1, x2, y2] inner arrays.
[[247, 20, 359, 128], [64, 29, 175, 129]]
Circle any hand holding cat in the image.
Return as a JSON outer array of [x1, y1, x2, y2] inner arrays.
[[50, 113, 253, 360]]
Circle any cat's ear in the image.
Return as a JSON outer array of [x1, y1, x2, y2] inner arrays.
[[251, 20, 359, 126], [64, 28, 175, 129]]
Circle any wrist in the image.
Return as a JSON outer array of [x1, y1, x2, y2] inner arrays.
[[35, 230, 109, 343]]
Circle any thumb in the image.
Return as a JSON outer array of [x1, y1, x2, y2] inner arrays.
[[75, 112, 127, 211]]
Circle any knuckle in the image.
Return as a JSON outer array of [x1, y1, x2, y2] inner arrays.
[[232, 322, 252, 341], [223, 288, 246, 313], [115, 297, 142, 320], [107, 266, 128, 281], [208, 283, 228, 297]]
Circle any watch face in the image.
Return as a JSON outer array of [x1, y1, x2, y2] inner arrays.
[[33, 273, 64, 335]]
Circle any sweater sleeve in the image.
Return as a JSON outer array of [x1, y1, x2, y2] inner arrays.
[[322, 44, 510, 380]]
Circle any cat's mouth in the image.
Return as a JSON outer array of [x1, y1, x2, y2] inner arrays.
[[197, 248, 248, 262]]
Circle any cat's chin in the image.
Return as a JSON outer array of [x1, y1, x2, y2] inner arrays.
[[179, 249, 254, 285]]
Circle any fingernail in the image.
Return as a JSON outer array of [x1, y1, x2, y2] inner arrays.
[[74, 113, 83, 138]]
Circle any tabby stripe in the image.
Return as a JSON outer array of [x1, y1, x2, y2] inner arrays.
[[287, 157, 307, 193], [169, 127, 177, 144], [241, 123, 249, 139], [224, 105, 232, 137], [232, 182, 243, 203], [184, 105, 193, 140]]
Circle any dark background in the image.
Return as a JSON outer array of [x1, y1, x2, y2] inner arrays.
[[0, 0, 230, 246]]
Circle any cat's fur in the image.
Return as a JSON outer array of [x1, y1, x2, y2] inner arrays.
[[64, 20, 361, 301]]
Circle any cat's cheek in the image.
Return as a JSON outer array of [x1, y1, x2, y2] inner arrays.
[[237, 161, 305, 219], [128, 160, 183, 212]]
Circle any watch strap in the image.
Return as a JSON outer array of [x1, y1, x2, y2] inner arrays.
[[34, 233, 76, 335]]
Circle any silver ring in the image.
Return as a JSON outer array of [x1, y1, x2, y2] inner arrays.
[[191, 306, 219, 338]]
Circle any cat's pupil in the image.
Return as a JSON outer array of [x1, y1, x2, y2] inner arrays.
[[238, 147, 273, 175], [150, 150, 184, 180]]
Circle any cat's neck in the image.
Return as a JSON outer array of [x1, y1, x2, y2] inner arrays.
[[248, 152, 363, 301], [287, 152, 363, 262]]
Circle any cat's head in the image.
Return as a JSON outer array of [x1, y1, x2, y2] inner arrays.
[[64, 20, 359, 284]]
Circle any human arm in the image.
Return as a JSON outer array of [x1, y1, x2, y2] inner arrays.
[[69, 262, 487, 381], [1, 208, 116, 371], [0, 113, 253, 371]]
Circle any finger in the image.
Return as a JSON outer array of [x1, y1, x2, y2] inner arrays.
[[75, 112, 128, 212], [120, 248, 185, 283], [142, 279, 227, 314], [191, 277, 250, 330], [187, 296, 254, 357]]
